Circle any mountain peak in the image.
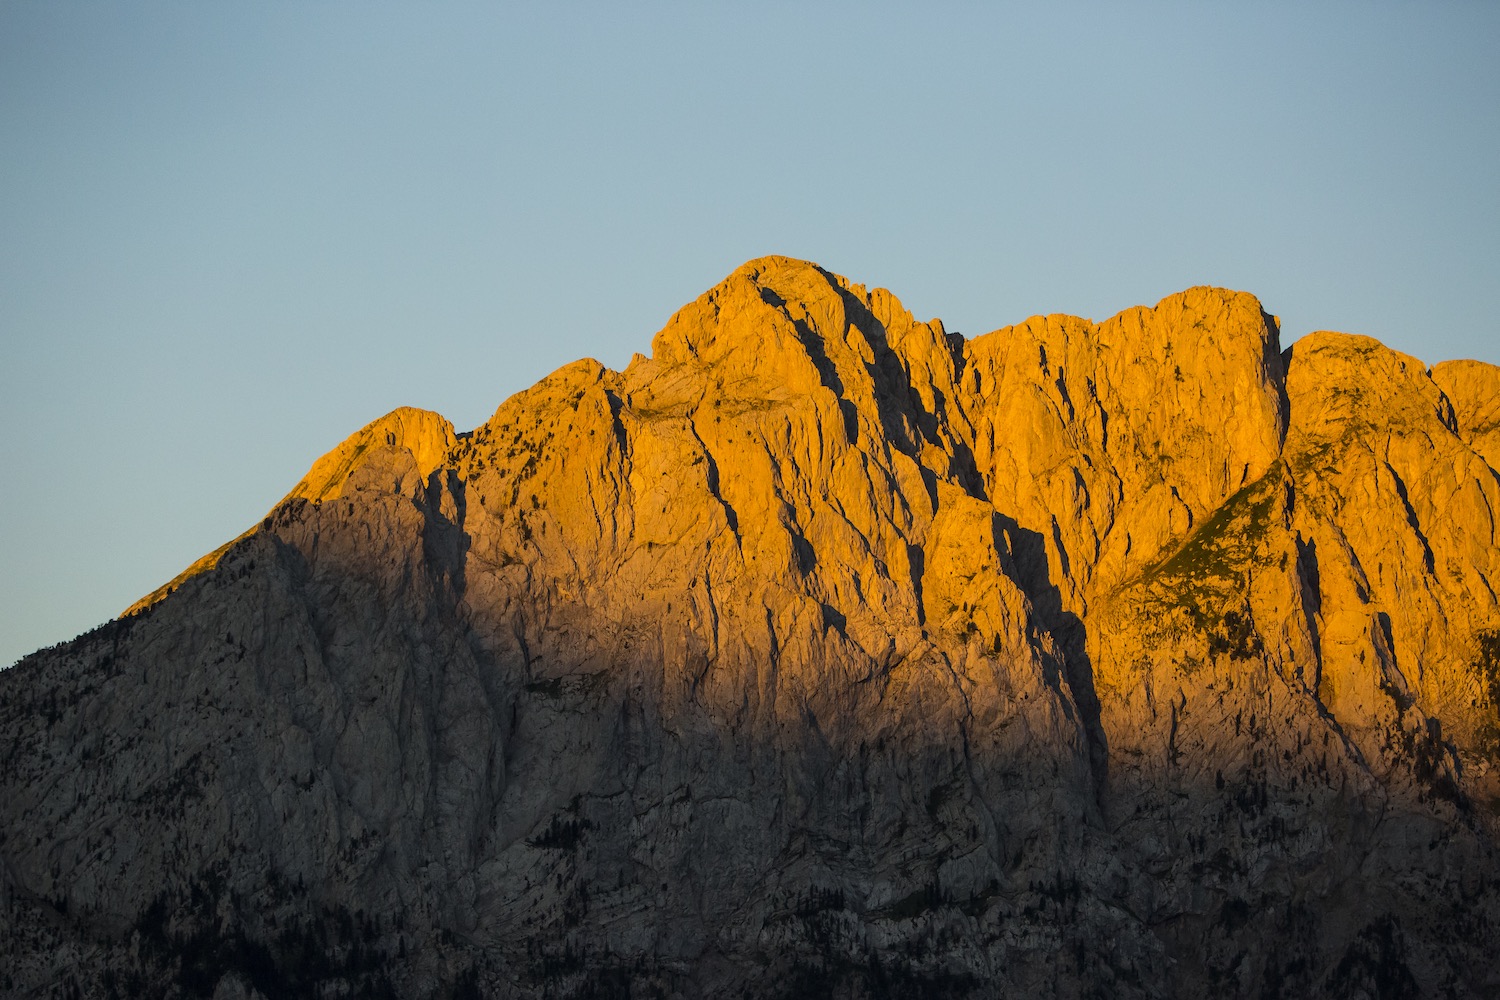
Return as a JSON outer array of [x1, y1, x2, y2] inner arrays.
[[287, 406, 456, 504], [22, 262, 1498, 998]]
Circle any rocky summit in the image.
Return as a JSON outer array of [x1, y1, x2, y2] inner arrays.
[[3, 256, 1499, 999]]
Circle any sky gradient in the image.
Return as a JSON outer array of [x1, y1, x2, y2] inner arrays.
[[2, 1, 1498, 668]]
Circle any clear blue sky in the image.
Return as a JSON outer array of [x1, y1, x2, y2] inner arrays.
[[2, 2, 1497, 667]]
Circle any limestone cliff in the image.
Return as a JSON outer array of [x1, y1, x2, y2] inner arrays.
[[2, 257, 1498, 999]]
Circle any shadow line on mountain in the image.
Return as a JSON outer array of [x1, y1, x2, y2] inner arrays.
[[991, 513, 1107, 795]]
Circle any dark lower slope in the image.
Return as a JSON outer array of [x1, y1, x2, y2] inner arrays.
[[3, 491, 1495, 999]]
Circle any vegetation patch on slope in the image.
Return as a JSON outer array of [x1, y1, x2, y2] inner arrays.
[[1113, 463, 1283, 660]]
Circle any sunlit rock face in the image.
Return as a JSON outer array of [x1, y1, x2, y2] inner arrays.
[[3, 256, 1498, 998]]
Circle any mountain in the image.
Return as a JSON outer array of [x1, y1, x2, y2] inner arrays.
[[3, 256, 1499, 998]]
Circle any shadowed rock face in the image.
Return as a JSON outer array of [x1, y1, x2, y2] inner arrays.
[[3, 256, 1498, 999]]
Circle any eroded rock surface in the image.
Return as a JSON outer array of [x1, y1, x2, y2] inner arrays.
[[3, 257, 1498, 998]]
